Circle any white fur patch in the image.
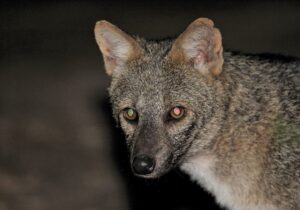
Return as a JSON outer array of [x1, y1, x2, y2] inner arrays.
[[181, 156, 234, 209], [181, 155, 278, 210]]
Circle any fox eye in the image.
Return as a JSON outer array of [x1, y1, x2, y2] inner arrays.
[[169, 107, 185, 120], [123, 108, 138, 121]]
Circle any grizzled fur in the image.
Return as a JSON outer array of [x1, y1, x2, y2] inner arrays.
[[95, 18, 300, 210]]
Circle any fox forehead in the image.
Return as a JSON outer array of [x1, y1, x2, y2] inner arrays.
[[110, 68, 177, 112], [110, 63, 210, 115], [109, 38, 213, 112]]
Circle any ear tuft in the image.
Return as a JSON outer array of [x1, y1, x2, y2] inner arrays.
[[168, 17, 223, 77], [94, 20, 143, 76]]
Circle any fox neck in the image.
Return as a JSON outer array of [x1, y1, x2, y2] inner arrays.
[[180, 53, 280, 209]]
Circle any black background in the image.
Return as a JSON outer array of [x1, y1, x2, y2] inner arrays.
[[0, 1, 299, 210]]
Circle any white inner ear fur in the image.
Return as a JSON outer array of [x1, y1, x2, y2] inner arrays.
[[101, 30, 131, 63], [181, 28, 213, 74], [193, 53, 209, 74]]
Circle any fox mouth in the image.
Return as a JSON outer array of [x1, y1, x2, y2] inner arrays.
[[132, 164, 173, 179]]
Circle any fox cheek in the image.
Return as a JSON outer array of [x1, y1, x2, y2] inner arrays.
[[170, 122, 198, 157]]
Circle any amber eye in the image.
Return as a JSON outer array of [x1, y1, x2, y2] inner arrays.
[[123, 108, 138, 121], [169, 107, 185, 120]]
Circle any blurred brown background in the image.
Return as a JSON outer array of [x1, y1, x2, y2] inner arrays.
[[0, 0, 299, 210]]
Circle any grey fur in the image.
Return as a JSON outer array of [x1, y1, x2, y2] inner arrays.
[[95, 19, 300, 210]]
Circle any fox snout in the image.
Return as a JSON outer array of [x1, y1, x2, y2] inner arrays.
[[130, 127, 174, 178]]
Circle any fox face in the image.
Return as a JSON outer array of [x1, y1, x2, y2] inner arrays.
[[95, 18, 226, 178]]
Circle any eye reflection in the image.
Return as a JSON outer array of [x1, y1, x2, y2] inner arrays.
[[123, 108, 138, 121], [169, 107, 185, 120]]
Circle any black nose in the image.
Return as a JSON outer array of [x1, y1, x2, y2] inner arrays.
[[132, 155, 155, 175]]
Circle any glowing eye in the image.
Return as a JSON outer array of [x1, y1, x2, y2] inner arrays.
[[170, 107, 185, 119], [123, 108, 138, 121]]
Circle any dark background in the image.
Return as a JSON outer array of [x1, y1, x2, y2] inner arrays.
[[0, 0, 299, 210]]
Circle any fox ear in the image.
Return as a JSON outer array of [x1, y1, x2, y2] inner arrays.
[[168, 18, 223, 76], [94, 21, 143, 76]]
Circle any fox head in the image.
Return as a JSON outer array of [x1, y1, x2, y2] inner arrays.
[[95, 18, 227, 178]]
